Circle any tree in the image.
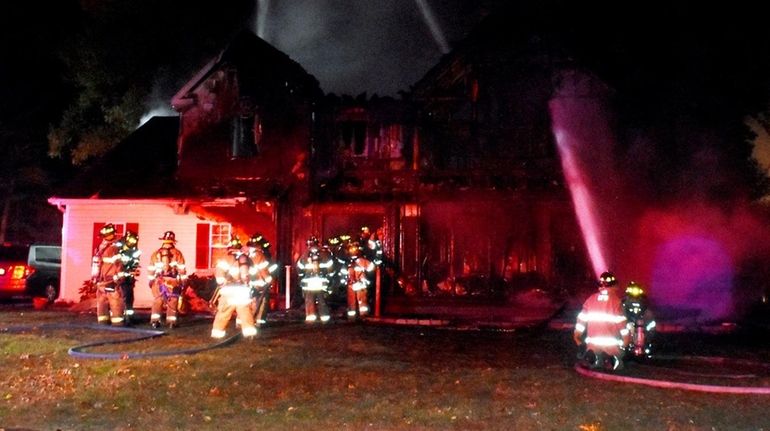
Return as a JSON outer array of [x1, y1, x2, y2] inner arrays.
[[49, 0, 254, 164]]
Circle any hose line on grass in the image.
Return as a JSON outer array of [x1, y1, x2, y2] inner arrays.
[[1, 323, 241, 360], [574, 358, 770, 394]]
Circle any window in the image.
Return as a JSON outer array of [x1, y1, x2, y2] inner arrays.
[[195, 222, 232, 270], [340, 121, 367, 156], [230, 114, 262, 159], [91, 222, 137, 253]]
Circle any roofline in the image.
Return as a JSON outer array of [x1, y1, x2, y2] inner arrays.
[[47, 196, 275, 207], [48, 197, 188, 207], [170, 55, 222, 111]]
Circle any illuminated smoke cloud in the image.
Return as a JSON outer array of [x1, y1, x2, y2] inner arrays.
[[629, 203, 770, 322], [255, 0, 269, 40], [252, 0, 476, 96], [550, 69, 770, 322], [139, 78, 177, 128]]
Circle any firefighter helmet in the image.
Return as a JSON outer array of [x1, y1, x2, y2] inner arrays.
[[227, 235, 243, 252], [123, 230, 138, 247], [159, 231, 177, 243], [327, 236, 340, 247], [347, 241, 362, 258], [247, 232, 264, 248], [100, 223, 116, 239], [625, 281, 645, 297], [360, 226, 371, 238], [306, 235, 319, 247], [598, 271, 617, 287]]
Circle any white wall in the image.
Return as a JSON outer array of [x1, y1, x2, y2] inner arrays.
[[56, 199, 202, 308]]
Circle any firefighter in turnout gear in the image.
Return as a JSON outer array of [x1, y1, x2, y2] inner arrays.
[[116, 230, 141, 325], [574, 271, 631, 371], [210, 235, 258, 339], [622, 281, 656, 360], [359, 226, 383, 266], [91, 223, 126, 325], [148, 231, 188, 329], [330, 234, 353, 296], [346, 241, 374, 320], [297, 236, 332, 323], [246, 233, 278, 326]]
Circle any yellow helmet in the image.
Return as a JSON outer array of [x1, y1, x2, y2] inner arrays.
[[625, 281, 645, 297]]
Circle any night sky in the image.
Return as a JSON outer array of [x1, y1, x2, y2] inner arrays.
[[3, 1, 770, 123], [1, 1, 496, 104]]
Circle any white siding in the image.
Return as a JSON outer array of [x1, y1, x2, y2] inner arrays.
[[58, 200, 202, 308]]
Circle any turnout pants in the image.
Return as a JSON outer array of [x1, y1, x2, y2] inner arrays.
[[303, 290, 330, 322], [254, 285, 270, 324], [347, 285, 369, 318], [96, 281, 125, 325], [212, 284, 257, 338], [120, 279, 136, 321], [151, 277, 181, 325]]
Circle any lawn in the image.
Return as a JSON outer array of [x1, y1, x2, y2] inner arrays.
[[2, 308, 770, 430]]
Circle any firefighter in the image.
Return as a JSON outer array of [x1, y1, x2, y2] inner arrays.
[[246, 233, 278, 326], [622, 281, 656, 359], [147, 231, 188, 329], [91, 223, 126, 325], [297, 236, 332, 323], [359, 226, 383, 265], [330, 234, 352, 296], [210, 235, 258, 339], [573, 271, 630, 371], [346, 241, 374, 320], [116, 230, 141, 325]]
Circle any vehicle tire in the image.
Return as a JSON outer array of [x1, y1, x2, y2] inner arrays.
[[44, 280, 59, 304]]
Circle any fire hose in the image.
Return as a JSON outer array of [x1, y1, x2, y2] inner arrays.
[[574, 355, 770, 394], [0, 321, 240, 360], [1, 316, 337, 360]]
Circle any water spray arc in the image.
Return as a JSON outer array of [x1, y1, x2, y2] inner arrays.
[[548, 70, 620, 278], [551, 127, 608, 276], [415, 0, 450, 54]]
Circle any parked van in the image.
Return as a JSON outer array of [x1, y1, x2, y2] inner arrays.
[[0, 243, 61, 303]]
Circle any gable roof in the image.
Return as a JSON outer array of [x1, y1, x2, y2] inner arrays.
[[56, 116, 182, 198], [172, 30, 321, 111]]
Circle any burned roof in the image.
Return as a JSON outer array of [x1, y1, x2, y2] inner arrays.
[[172, 30, 322, 111]]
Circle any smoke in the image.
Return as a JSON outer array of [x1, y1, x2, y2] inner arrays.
[[138, 75, 178, 128], [629, 203, 770, 322], [550, 68, 770, 323], [251, 0, 488, 96], [255, 0, 269, 39]]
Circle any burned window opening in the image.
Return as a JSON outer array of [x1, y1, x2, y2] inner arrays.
[[340, 121, 367, 156], [230, 114, 262, 159]]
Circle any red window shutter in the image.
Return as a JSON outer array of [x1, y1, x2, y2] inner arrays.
[[92, 222, 104, 254], [195, 223, 210, 269]]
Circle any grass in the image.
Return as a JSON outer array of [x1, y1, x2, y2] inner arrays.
[[2, 309, 770, 430]]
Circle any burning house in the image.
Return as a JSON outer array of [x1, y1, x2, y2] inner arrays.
[[50, 17, 593, 319]]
